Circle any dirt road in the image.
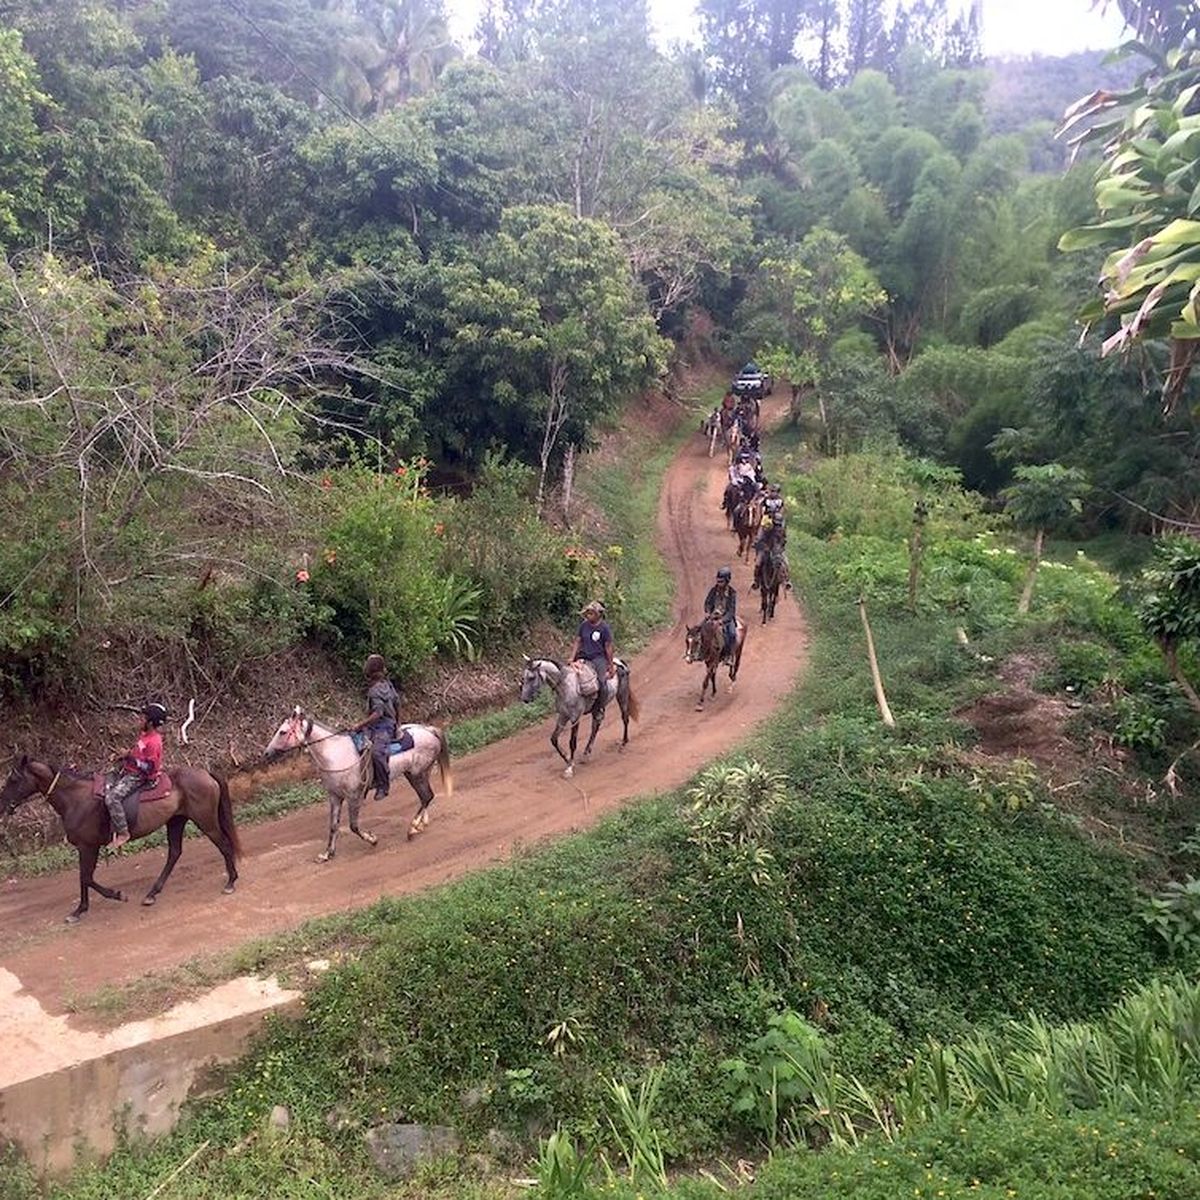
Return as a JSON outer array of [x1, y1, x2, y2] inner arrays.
[[0, 398, 808, 1014]]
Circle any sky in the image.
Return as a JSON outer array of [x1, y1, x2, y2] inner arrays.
[[444, 0, 1130, 61]]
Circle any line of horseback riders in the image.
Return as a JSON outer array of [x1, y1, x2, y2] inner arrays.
[[722, 438, 792, 599]]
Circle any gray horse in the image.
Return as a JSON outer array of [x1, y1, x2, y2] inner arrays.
[[264, 707, 453, 862], [520, 657, 639, 777]]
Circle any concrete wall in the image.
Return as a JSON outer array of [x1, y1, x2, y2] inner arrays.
[[0, 994, 301, 1177]]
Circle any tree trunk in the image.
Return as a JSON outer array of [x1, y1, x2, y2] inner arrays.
[[561, 443, 575, 521], [858, 596, 895, 728], [1017, 527, 1045, 615], [1164, 642, 1200, 717], [907, 523, 923, 611], [536, 358, 570, 517]]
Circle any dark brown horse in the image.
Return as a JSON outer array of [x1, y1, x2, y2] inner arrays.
[[0, 756, 241, 923], [733, 493, 763, 561], [756, 550, 788, 623], [684, 615, 746, 710]]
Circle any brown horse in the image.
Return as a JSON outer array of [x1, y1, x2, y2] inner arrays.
[[733, 493, 763, 561], [0, 756, 241, 923], [684, 615, 746, 710]]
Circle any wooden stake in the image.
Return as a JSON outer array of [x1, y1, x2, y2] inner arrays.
[[858, 596, 895, 728]]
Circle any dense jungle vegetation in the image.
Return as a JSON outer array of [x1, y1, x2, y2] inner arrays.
[[7, 0, 1200, 1197]]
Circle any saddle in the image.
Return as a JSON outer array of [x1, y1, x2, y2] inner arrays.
[[350, 727, 416, 756], [92, 772, 173, 836], [570, 659, 625, 703]]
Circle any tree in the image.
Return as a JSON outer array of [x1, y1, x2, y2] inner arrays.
[[1001, 464, 1087, 614], [0, 30, 48, 244], [1137, 536, 1200, 716], [1059, 18, 1200, 408], [453, 205, 666, 509]]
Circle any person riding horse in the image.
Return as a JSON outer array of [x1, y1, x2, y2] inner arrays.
[[704, 567, 739, 658], [353, 654, 401, 802], [762, 482, 784, 524], [752, 514, 791, 592], [105, 702, 167, 848], [569, 600, 616, 710]]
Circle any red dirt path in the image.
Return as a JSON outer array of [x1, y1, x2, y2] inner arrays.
[[0, 397, 809, 1015]]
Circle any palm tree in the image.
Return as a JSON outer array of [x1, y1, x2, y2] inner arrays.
[[332, 0, 459, 112]]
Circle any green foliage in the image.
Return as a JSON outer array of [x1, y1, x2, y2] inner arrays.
[[1140, 879, 1200, 955], [1001, 464, 1088, 535], [537, 1127, 595, 1200]]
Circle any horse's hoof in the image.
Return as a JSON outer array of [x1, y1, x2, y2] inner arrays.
[[363, 832, 378, 846], [694, 703, 705, 712], [222, 884, 235, 895], [65, 912, 81, 925], [564, 766, 574, 779], [142, 895, 156, 907], [316, 851, 331, 864], [115, 891, 127, 903]]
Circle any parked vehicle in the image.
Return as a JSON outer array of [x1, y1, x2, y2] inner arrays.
[[731, 361, 773, 398]]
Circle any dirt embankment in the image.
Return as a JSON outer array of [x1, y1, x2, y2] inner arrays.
[[0, 392, 809, 1017]]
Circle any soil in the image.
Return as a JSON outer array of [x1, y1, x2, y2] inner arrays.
[[0, 395, 810, 1019]]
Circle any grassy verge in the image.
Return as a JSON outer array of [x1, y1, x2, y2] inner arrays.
[[22, 440, 1186, 1200]]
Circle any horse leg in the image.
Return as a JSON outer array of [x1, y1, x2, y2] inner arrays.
[[563, 721, 580, 778], [142, 814, 186, 906], [348, 787, 378, 849], [317, 794, 343, 864], [582, 705, 605, 757], [405, 772, 434, 840], [68, 845, 103, 924], [550, 718, 571, 766], [88, 841, 127, 905]]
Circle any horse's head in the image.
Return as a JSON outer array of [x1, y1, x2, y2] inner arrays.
[[684, 625, 703, 663], [0, 754, 40, 816], [263, 706, 309, 761], [519, 656, 544, 704]]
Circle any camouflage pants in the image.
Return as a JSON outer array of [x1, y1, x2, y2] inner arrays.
[[104, 772, 141, 837]]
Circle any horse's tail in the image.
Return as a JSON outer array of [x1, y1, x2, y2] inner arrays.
[[215, 772, 242, 861], [435, 726, 454, 798], [625, 678, 641, 723]]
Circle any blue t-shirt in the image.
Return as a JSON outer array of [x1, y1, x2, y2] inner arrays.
[[577, 619, 613, 664]]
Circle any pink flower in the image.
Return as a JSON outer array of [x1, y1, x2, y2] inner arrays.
[[320, 476, 333, 491], [295, 569, 310, 583], [394, 465, 408, 477]]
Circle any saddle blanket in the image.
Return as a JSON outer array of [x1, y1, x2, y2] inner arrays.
[[351, 727, 416, 756], [92, 772, 173, 835]]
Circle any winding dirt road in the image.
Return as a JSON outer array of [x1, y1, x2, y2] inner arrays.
[[0, 398, 809, 1015]]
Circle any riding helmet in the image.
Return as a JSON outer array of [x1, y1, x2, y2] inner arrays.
[[143, 702, 168, 727], [717, 566, 732, 582]]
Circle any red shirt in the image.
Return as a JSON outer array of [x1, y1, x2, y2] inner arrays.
[[124, 730, 163, 779]]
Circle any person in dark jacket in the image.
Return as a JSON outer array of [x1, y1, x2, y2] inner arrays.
[[354, 654, 400, 801], [704, 567, 738, 658]]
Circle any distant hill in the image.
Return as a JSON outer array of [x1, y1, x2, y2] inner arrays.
[[985, 48, 1141, 169]]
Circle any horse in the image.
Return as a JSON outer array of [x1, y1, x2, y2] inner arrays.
[[520, 657, 639, 778], [702, 410, 720, 458], [684, 616, 746, 710], [755, 549, 788, 623], [0, 755, 240, 924], [264, 707, 453, 862], [732, 492, 763, 560], [719, 408, 741, 464]]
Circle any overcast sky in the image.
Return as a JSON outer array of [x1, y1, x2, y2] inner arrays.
[[445, 0, 1129, 60]]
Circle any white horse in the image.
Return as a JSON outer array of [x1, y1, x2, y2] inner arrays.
[[519, 657, 639, 778], [264, 707, 453, 863]]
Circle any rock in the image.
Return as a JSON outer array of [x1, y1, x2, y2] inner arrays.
[[267, 1105, 291, 1133], [365, 1123, 461, 1180], [306, 958, 331, 974]]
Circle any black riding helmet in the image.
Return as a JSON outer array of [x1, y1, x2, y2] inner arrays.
[[143, 702, 168, 728], [716, 566, 732, 582]]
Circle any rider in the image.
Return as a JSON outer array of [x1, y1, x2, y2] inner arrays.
[[704, 567, 739, 658], [763, 482, 784, 523], [354, 654, 400, 802], [104, 702, 166, 849], [570, 601, 616, 699], [752, 512, 791, 591]]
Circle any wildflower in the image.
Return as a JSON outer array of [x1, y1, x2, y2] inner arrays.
[[320, 475, 332, 491], [324, 549, 337, 565], [433, 523, 445, 537], [394, 465, 408, 477], [295, 569, 310, 583]]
